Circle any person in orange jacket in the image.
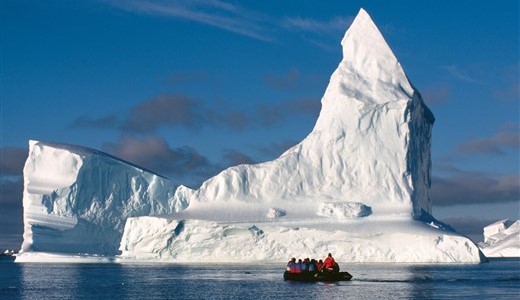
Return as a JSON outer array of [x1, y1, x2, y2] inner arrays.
[[322, 253, 337, 272]]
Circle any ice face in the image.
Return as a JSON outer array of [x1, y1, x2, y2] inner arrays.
[[19, 140, 186, 256], [118, 216, 483, 263]]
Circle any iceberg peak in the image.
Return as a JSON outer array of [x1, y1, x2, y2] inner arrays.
[[341, 8, 404, 80], [314, 9, 416, 132]]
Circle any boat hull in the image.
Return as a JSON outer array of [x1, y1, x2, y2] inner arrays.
[[283, 271, 353, 282]]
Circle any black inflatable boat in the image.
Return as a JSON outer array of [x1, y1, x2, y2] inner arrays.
[[283, 271, 353, 282]]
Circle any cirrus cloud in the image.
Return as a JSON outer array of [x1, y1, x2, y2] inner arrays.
[[104, 0, 355, 49], [105, 0, 274, 41]]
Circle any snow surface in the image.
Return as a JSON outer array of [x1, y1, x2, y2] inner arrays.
[[479, 220, 520, 257], [17, 8, 484, 263]]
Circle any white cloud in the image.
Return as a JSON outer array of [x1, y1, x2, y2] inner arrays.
[[104, 0, 354, 46], [105, 0, 273, 41], [282, 16, 353, 36], [440, 65, 482, 84]]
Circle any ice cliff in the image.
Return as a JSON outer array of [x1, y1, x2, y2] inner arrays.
[[17, 9, 484, 263], [478, 220, 520, 257], [18, 140, 186, 257]]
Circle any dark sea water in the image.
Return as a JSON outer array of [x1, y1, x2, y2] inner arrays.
[[1, 256, 519, 299]]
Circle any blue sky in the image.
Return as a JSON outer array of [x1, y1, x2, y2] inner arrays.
[[1, 0, 518, 249]]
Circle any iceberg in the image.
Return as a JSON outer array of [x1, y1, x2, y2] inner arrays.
[[478, 219, 520, 258], [17, 9, 484, 263]]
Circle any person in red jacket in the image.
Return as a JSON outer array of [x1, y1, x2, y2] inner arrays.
[[322, 253, 337, 272], [316, 259, 324, 271]]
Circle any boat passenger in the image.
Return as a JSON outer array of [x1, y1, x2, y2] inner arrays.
[[333, 262, 340, 273], [309, 259, 316, 273], [286, 257, 296, 272], [323, 253, 337, 272], [295, 259, 302, 273], [317, 259, 324, 270], [302, 258, 309, 272]]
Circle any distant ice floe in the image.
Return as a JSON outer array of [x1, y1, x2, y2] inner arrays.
[[479, 219, 520, 258]]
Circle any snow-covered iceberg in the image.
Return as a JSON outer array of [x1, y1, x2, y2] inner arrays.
[[478, 220, 520, 258], [17, 8, 485, 263], [118, 9, 482, 263]]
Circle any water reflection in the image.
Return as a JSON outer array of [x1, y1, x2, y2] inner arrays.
[[0, 256, 22, 300], [18, 263, 127, 300]]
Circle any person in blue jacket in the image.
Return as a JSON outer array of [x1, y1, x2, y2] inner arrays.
[[295, 259, 302, 272], [309, 259, 317, 273], [286, 257, 296, 272], [301, 258, 309, 272]]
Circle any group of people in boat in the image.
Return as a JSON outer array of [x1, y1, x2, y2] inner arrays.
[[286, 253, 339, 273]]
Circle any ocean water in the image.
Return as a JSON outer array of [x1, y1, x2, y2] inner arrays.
[[1, 257, 519, 299]]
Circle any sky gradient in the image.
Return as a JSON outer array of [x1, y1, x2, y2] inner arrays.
[[1, 0, 519, 250]]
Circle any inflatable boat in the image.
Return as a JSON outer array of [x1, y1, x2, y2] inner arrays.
[[283, 271, 353, 282]]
